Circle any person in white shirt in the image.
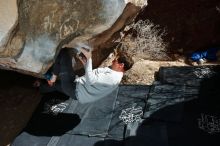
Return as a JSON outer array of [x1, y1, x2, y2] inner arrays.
[[37, 47, 134, 103]]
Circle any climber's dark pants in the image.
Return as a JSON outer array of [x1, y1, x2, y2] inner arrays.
[[39, 48, 77, 100]]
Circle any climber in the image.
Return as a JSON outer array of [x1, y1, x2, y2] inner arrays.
[[34, 47, 134, 103]]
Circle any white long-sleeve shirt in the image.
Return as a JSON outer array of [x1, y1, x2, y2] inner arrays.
[[75, 58, 123, 103]]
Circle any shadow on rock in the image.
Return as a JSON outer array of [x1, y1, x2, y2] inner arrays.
[[24, 91, 81, 136], [136, 0, 220, 54], [25, 113, 80, 136]]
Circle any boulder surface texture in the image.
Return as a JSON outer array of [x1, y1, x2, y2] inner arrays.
[[0, 0, 141, 77]]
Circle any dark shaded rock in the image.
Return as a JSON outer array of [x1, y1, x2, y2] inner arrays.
[[136, 0, 220, 55], [0, 70, 41, 146]]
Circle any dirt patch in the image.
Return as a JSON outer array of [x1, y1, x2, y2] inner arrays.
[[122, 59, 188, 85]]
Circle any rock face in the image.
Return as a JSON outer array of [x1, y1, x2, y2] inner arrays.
[[0, 0, 143, 77], [1, 0, 220, 77], [0, 0, 18, 51], [0, 70, 41, 146], [137, 0, 220, 55]]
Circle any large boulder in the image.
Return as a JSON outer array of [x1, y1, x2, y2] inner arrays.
[[1, 0, 220, 78], [0, 0, 144, 77], [0, 0, 18, 53], [136, 0, 220, 55]]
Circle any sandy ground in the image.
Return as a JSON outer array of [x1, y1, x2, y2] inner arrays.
[[122, 59, 189, 85], [122, 57, 220, 85]]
